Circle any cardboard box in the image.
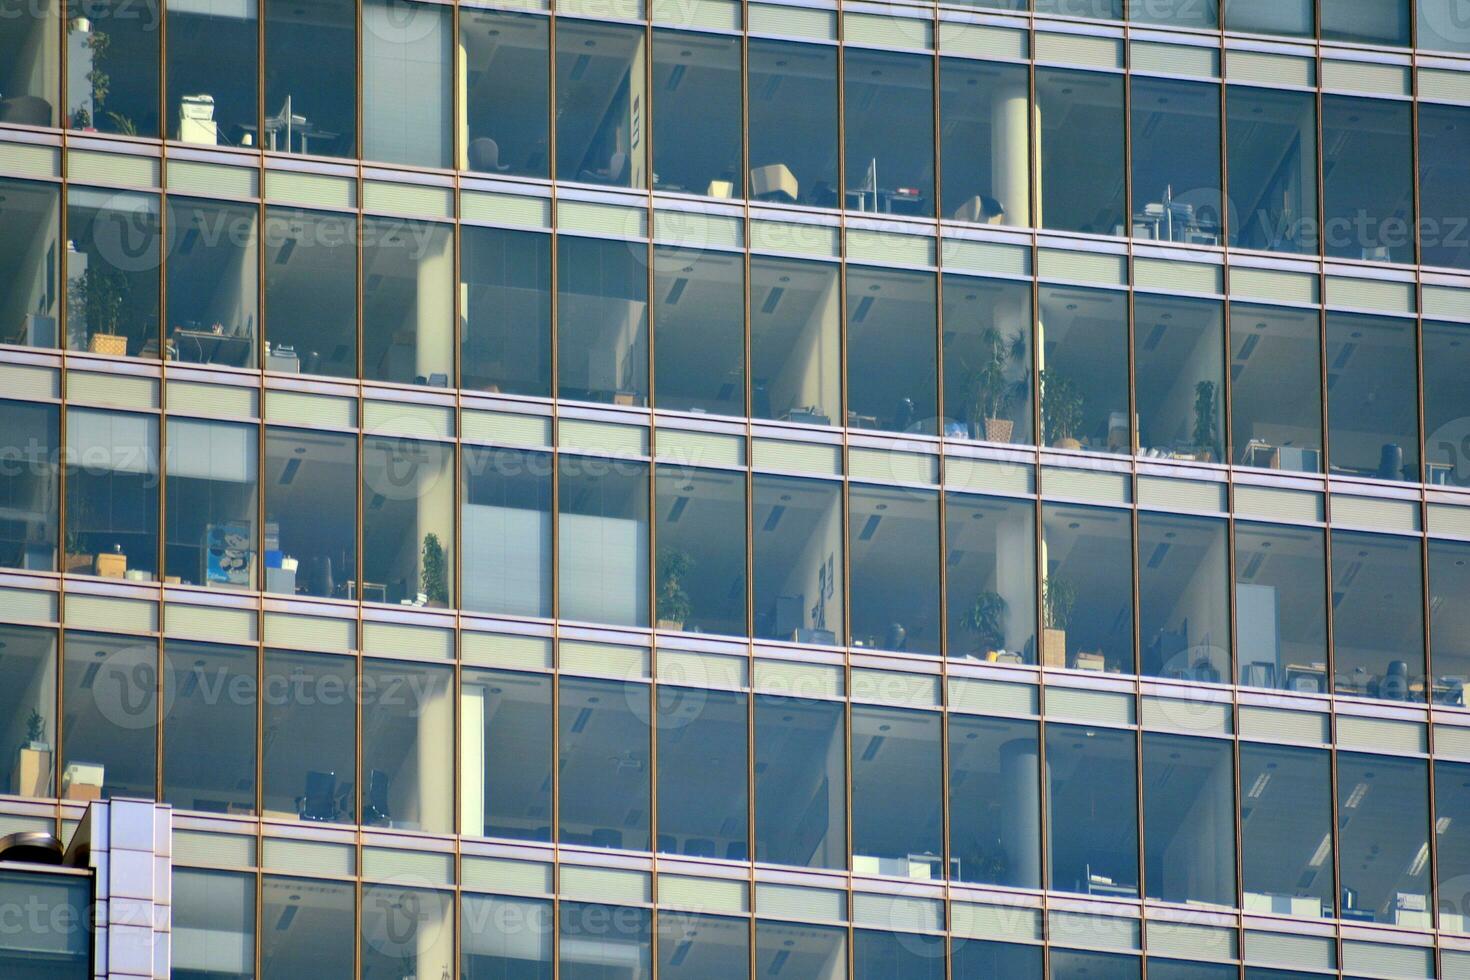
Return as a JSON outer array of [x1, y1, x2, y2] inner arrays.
[[1042, 628, 1068, 668], [95, 551, 127, 578]]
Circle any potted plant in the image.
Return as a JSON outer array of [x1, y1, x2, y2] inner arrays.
[[62, 494, 93, 574], [420, 532, 449, 607], [967, 328, 1028, 443], [1039, 369, 1084, 450], [1191, 380, 1219, 462], [1041, 576, 1076, 669], [657, 548, 693, 631], [960, 591, 1008, 659], [67, 264, 130, 355], [15, 708, 50, 797]]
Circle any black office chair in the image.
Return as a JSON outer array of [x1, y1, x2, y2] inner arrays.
[[297, 771, 337, 822], [362, 769, 392, 827]]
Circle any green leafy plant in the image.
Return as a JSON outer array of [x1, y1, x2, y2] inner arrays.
[[1039, 369, 1084, 446], [657, 548, 694, 626], [67, 264, 130, 339], [966, 328, 1028, 436], [961, 591, 1008, 653], [421, 532, 449, 606], [1192, 380, 1218, 456], [24, 709, 46, 749], [1042, 577, 1076, 632]]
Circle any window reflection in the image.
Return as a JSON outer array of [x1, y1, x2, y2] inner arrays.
[[262, 650, 356, 824], [65, 407, 159, 580], [756, 920, 847, 979], [1226, 86, 1318, 255], [846, 265, 938, 434], [558, 455, 649, 627], [852, 705, 943, 877], [0, 399, 59, 572], [1429, 539, 1470, 707], [944, 276, 1033, 444], [164, 641, 256, 814], [264, 0, 356, 157], [173, 868, 254, 980], [0, 0, 59, 127], [1322, 0, 1411, 45], [1434, 759, 1470, 932], [652, 30, 742, 197], [462, 894, 552, 978], [1336, 752, 1430, 925], [1142, 732, 1236, 907], [1321, 95, 1414, 264], [165, 417, 257, 589], [558, 676, 649, 851], [1416, 103, 1470, 270], [262, 876, 355, 978], [658, 912, 748, 980], [263, 207, 357, 378], [166, 197, 258, 368], [1129, 77, 1222, 246], [360, 884, 453, 980], [462, 445, 553, 618], [167, 0, 257, 147], [559, 902, 650, 979], [1326, 312, 1419, 481], [362, 216, 453, 386], [850, 485, 941, 655], [363, 0, 451, 168], [461, 225, 552, 397], [460, 9, 550, 178], [61, 630, 158, 800], [1046, 723, 1139, 898], [361, 658, 453, 833], [657, 687, 747, 860], [556, 21, 645, 187], [0, 625, 56, 800], [1036, 67, 1126, 236], [1225, 0, 1314, 36], [0, 178, 60, 348], [944, 493, 1036, 664], [362, 436, 454, 607], [1239, 742, 1336, 918], [755, 694, 846, 869], [749, 38, 839, 207], [557, 235, 650, 406], [463, 669, 552, 842], [854, 930, 945, 980]]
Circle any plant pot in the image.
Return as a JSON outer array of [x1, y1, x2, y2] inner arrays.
[[87, 333, 127, 357], [1053, 438, 1083, 451], [982, 418, 1014, 443], [657, 618, 685, 632], [64, 552, 94, 575], [14, 746, 51, 797], [1042, 628, 1068, 669]]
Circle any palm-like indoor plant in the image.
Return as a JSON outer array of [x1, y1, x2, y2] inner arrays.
[[1191, 380, 1219, 462], [1039, 369, 1085, 450], [657, 548, 693, 631], [961, 591, 1008, 659], [15, 708, 50, 797], [1041, 576, 1076, 669], [967, 328, 1028, 443], [420, 532, 449, 607]]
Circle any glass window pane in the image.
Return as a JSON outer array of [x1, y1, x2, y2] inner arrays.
[[952, 939, 1042, 978], [1226, 86, 1318, 255], [1425, 320, 1470, 487], [939, 58, 1028, 226], [1322, 0, 1410, 44], [263, 0, 356, 157], [755, 694, 846, 869], [1035, 0, 1122, 17], [66, 407, 159, 580], [655, 466, 746, 637], [844, 49, 933, 217], [262, 649, 356, 824], [66, 187, 161, 357], [1042, 504, 1134, 674], [949, 714, 1041, 888], [557, 235, 650, 405], [653, 246, 745, 416], [556, 21, 645, 187], [750, 256, 840, 425], [944, 275, 1033, 444], [363, 0, 451, 167], [852, 705, 942, 876], [1435, 759, 1470, 930], [0, 625, 56, 799], [461, 9, 549, 178], [657, 688, 747, 859], [173, 868, 254, 980], [362, 436, 453, 606], [1326, 313, 1419, 481], [263, 207, 357, 378], [1330, 529, 1425, 701], [462, 225, 551, 396], [0, 0, 59, 126], [462, 894, 552, 978], [61, 630, 157, 800], [463, 446, 552, 617], [361, 883, 453, 980], [1420, 0, 1470, 53], [166, 0, 256, 145], [165, 417, 258, 589], [854, 930, 945, 980], [658, 912, 748, 980], [1130, 77, 1222, 246], [559, 676, 649, 851], [1046, 723, 1139, 897], [1134, 295, 1224, 462], [66, 0, 160, 136], [749, 39, 838, 207], [1229, 303, 1322, 472], [945, 492, 1036, 664], [1337, 752, 1429, 923], [1147, 961, 1237, 980], [754, 474, 844, 645], [166, 198, 258, 367], [1430, 540, 1470, 706], [1132, 0, 1216, 26], [362, 658, 453, 833], [847, 265, 938, 434], [756, 920, 846, 979], [1224, 0, 1314, 36], [558, 455, 649, 627], [362, 217, 452, 386], [464, 669, 552, 842], [0, 398, 59, 572], [1239, 742, 1335, 918], [0, 870, 89, 979], [1142, 732, 1236, 906], [1235, 521, 1328, 692], [1321, 95, 1413, 264], [164, 641, 255, 814], [1039, 286, 1129, 454], [850, 485, 941, 655], [264, 426, 356, 599], [1416, 103, 1470, 270], [0, 178, 60, 347], [262, 876, 355, 979], [1051, 950, 1141, 980], [652, 30, 742, 197], [1139, 513, 1230, 683], [1036, 68, 1125, 236], [560, 903, 651, 978]]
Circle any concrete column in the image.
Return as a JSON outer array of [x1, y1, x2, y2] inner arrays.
[[993, 77, 1034, 228], [1000, 738, 1042, 888]]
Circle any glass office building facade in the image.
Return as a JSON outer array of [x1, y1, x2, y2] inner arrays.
[[11, 0, 1470, 976]]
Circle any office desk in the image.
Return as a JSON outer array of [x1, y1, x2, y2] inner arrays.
[[172, 329, 254, 367]]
